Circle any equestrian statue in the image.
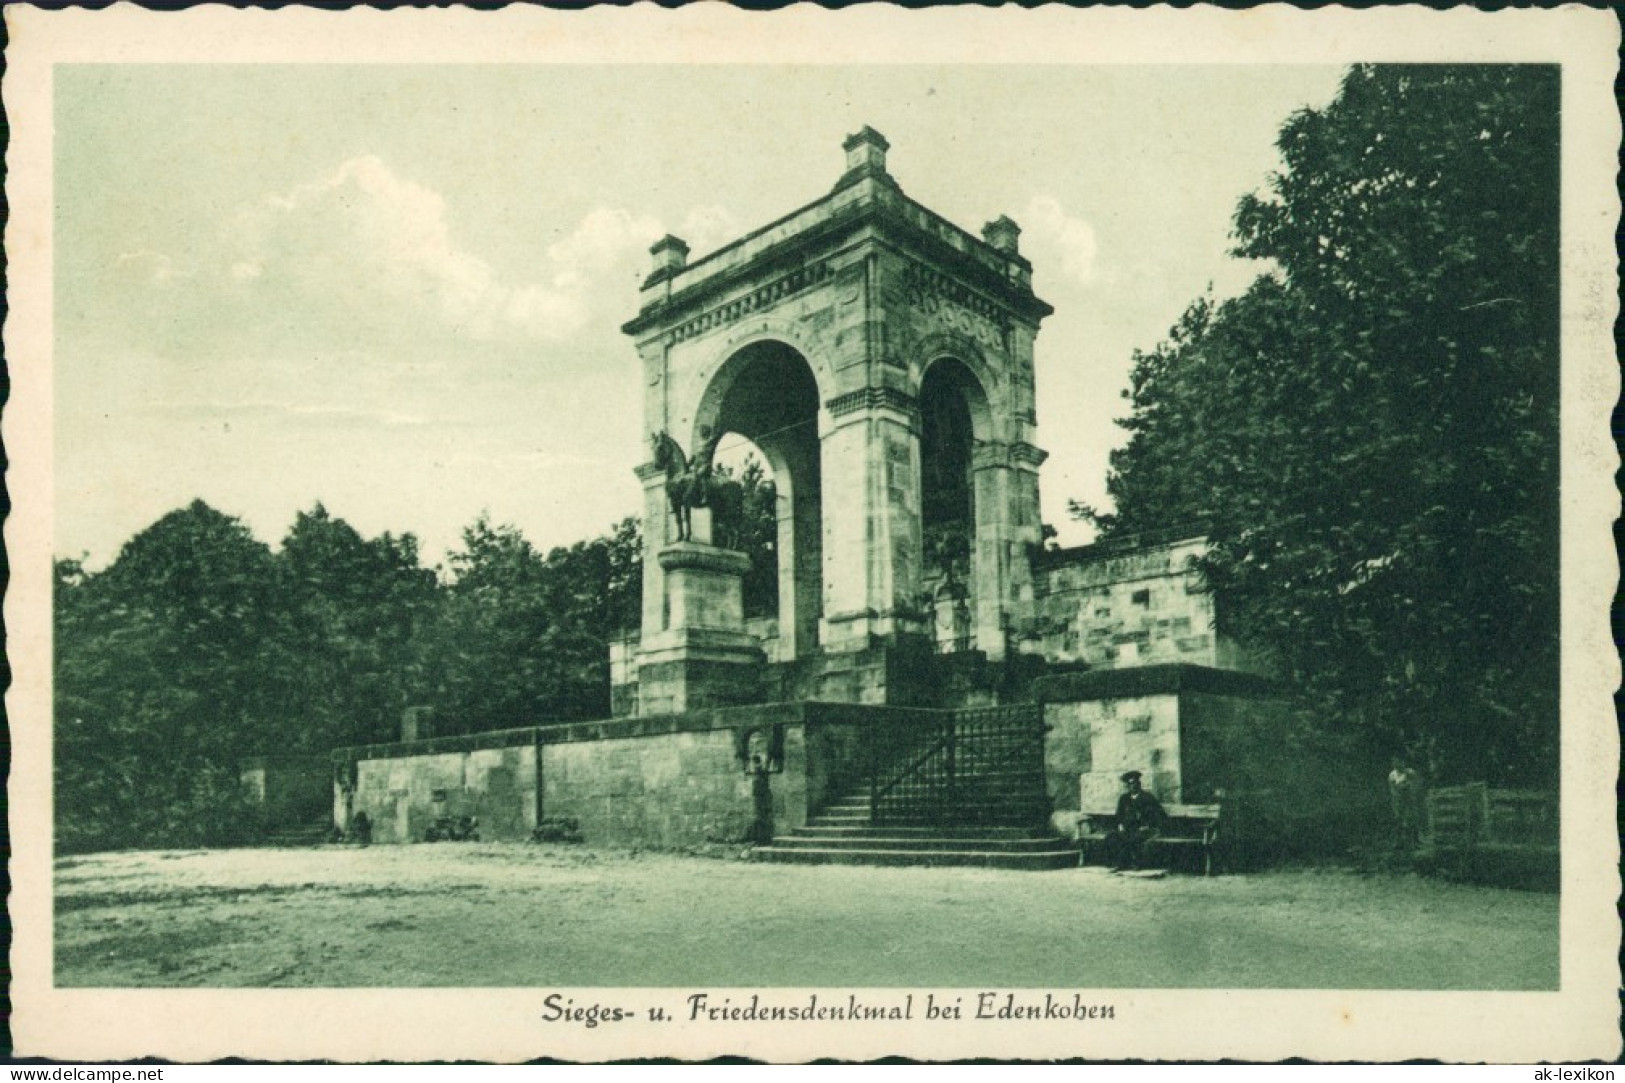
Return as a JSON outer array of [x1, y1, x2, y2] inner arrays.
[[650, 426, 744, 547]]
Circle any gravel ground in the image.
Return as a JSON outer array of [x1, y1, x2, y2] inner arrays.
[[53, 843, 1558, 989]]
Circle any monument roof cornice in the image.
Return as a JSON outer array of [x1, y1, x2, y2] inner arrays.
[[622, 176, 1052, 339]]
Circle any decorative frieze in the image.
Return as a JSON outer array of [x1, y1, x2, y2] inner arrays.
[[825, 386, 919, 419], [666, 261, 835, 346], [900, 262, 1011, 352]]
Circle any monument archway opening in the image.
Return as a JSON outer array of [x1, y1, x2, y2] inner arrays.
[[709, 437, 777, 622], [696, 339, 823, 661], [920, 356, 990, 652]]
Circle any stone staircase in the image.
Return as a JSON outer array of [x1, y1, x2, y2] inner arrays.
[[753, 789, 1082, 870], [262, 821, 333, 847]]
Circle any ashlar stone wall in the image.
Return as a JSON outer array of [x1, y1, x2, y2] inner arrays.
[[1033, 665, 1375, 855], [540, 724, 806, 849], [1033, 536, 1225, 670], [1041, 692, 1183, 834], [350, 743, 539, 845]]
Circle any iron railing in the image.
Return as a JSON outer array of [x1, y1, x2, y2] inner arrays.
[[864, 704, 1047, 828]]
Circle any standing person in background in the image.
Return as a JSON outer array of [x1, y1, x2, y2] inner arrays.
[[1388, 756, 1424, 851], [749, 754, 775, 846]]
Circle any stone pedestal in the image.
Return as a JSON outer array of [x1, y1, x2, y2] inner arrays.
[[636, 542, 764, 715]]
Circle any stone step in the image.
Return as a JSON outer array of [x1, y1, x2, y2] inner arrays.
[[811, 801, 1051, 819], [806, 818, 1051, 835], [822, 790, 1048, 807], [861, 801, 1051, 818], [263, 824, 332, 847], [819, 787, 1046, 813], [809, 810, 873, 823], [752, 845, 1082, 870], [794, 824, 1050, 839], [772, 834, 1066, 853]]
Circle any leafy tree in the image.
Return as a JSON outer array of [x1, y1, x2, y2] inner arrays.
[[603, 514, 643, 634], [54, 498, 645, 850], [1081, 66, 1559, 784], [271, 504, 439, 751], [421, 514, 643, 734], [54, 501, 282, 850], [730, 457, 779, 620]]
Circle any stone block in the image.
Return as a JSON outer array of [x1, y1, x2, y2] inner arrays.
[[657, 542, 751, 631]]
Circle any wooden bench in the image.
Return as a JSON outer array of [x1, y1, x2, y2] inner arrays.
[[1078, 801, 1224, 876]]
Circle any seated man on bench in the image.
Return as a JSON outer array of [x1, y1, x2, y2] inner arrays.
[[1107, 769, 1168, 871]]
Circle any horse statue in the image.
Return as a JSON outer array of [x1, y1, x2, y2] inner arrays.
[[650, 427, 746, 547], [651, 430, 697, 541], [707, 473, 745, 550]]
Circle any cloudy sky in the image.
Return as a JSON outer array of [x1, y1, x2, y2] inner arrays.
[[55, 64, 1346, 569]]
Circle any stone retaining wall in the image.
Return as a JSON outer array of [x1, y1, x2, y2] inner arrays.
[[347, 744, 539, 846], [1034, 664, 1381, 856], [333, 702, 935, 849]]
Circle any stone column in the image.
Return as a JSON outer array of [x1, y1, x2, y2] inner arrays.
[[970, 443, 1012, 661], [969, 439, 1047, 662], [636, 461, 671, 639], [819, 389, 926, 651], [1006, 440, 1048, 654], [756, 431, 822, 661], [818, 407, 871, 650]]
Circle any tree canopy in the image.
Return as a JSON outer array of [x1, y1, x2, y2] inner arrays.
[[1078, 65, 1560, 784], [54, 501, 643, 852]]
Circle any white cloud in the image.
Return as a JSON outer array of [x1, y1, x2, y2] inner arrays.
[[102, 156, 737, 356], [231, 156, 696, 344], [1022, 195, 1100, 287], [545, 206, 665, 292], [240, 155, 549, 338], [114, 249, 183, 284], [679, 205, 744, 258], [149, 398, 431, 429]]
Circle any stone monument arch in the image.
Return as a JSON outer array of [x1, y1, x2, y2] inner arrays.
[[341, 130, 1291, 861], [620, 127, 1052, 715]]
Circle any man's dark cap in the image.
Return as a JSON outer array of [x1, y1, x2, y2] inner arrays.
[[1120, 769, 1142, 782]]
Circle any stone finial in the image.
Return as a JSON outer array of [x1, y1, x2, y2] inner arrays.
[[649, 234, 691, 277], [982, 215, 1021, 255], [842, 126, 891, 176]]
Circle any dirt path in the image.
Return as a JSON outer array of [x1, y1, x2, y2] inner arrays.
[[53, 844, 1557, 989]]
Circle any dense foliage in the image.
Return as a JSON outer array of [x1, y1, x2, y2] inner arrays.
[[1076, 66, 1560, 784], [722, 456, 780, 620], [54, 502, 643, 852]]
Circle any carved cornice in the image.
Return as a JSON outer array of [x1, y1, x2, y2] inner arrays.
[[664, 261, 836, 347], [622, 184, 1052, 339], [634, 461, 666, 483], [971, 440, 1049, 471], [657, 542, 752, 575], [1012, 441, 1049, 468], [825, 386, 919, 419]]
